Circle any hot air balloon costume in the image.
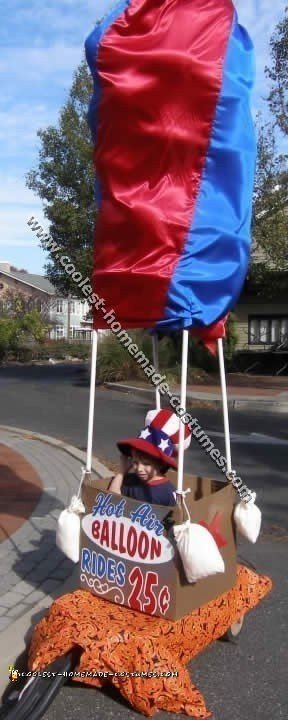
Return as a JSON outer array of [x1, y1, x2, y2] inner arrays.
[[20, 2, 273, 719]]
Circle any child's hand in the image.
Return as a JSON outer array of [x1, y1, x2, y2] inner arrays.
[[108, 455, 133, 495], [120, 453, 133, 475]]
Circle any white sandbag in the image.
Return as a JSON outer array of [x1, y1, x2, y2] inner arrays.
[[173, 521, 225, 583], [56, 496, 85, 563], [234, 492, 261, 543]]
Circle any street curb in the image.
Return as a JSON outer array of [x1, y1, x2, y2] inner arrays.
[[105, 382, 160, 402], [104, 382, 288, 414], [104, 382, 225, 409], [233, 400, 288, 413], [0, 425, 110, 479]]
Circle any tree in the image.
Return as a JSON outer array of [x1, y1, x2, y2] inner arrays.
[[26, 61, 95, 298], [265, 6, 288, 136], [251, 118, 287, 273], [0, 309, 50, 362], [249, 7, 288, 293], [19, 311, 50, 344], [0, 320, 20, 361]]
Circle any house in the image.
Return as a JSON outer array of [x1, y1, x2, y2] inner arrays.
[[235, 287, 288, 350], [234, 237, 288, 351], [0, 262, 92, 341]]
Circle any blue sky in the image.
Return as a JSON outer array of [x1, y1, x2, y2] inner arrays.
[[0, 0, 285, 273]]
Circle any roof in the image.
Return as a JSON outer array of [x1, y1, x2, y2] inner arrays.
[[0, 268, 55, 294]]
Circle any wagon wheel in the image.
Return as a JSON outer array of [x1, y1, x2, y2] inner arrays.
[[0, 650, 78, 720], [221, 615, 245, 644]]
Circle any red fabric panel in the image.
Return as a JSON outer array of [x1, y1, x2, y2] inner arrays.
[[92, 0, 233, 328], [190, 316, 227, 354]]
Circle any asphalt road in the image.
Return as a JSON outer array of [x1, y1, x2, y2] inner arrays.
[[0, 364, 287, 720], [0, 363, 287, 532]]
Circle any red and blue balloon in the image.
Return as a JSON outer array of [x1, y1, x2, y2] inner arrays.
[[85, 0, 256, 331]]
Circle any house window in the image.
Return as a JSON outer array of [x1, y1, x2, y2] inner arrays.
[[259, 318, 269, 343], [55, 325, 64, 339], [70, 301, 75, 314], [270, 319, 280, 343], [56, 299, 64, 313], [249, 316, 288, 345], [280, 318, 288, 341], [69, 326, 91, 341], [75, 301, 85, 316]]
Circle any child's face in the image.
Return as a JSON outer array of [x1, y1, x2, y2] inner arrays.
[[131, 449, 160, 483]]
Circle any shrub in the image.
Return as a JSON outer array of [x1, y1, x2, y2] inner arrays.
[[0, 319, 21, 361], [19, 310, 50, 343], [1, 340, 91, 364], [223, 312, 239, 361], [97, 334, 137, 382]]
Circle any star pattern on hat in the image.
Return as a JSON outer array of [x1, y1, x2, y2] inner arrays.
[[158, 438, 170, 452], [139, 427, 151, 439]]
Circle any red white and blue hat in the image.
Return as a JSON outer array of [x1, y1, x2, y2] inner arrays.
[[117, 409, 191, 470], [145, 408, 192, 451]]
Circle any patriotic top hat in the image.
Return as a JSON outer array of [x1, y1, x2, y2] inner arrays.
[[145, 408, 192, 452], [117, 410, 191, 470]]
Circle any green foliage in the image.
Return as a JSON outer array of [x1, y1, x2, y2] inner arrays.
[[248, 264, 288, 300], [26, 62, 95, 297], [223, 313, 239, 361], [251, 7, 288, 284], [34, 342, 90, 361], [157, 333, 219, 373], [97, 331, 155, 382], [19, 310, 50, 344], [97, 335, 136, 382], [0, 312, 51, 362], [0, 319, 23, 360], [2, 341, 91, 364], [252, 118, 288, 273], [265, 6, 288, 136], [95, 330, 219, 383]]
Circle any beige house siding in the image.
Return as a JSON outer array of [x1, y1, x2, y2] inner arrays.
[[0, 272, 50, 299], [235, 298, 288, 350], [235, 318, 249, 350]]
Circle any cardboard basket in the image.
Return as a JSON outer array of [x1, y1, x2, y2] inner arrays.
[[79, 473, 237, 621]]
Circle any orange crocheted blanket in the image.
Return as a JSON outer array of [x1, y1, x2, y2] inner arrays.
[[28, 564, 272, 717]]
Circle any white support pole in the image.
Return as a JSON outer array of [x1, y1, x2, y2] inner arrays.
[[86, 329, 98, 473], [177, 329, 189, 493], [217, 337, 232, 474], [152, 334, 161, 411]]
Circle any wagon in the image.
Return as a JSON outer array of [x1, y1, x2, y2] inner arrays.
[[0, 330, 271, 720], [0, 0, 272, 716]]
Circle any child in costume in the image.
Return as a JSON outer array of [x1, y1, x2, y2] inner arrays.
[[109, 409, 191, 506]]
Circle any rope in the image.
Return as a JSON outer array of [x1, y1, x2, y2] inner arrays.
[[76, 466, 88, 500], [175, 488, 191, 523]]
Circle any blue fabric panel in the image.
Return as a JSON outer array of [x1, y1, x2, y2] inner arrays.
[[158, 14, 256, 330]]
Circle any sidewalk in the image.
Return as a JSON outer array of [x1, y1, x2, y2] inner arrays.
[[105, 377, 288, 413], [0, 426, 109, 696]]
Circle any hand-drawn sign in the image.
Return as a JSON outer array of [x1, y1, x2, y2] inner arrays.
[[79, 481, 236, 620], [82, 514, 175, 564], [80, 491, 175, 616]]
